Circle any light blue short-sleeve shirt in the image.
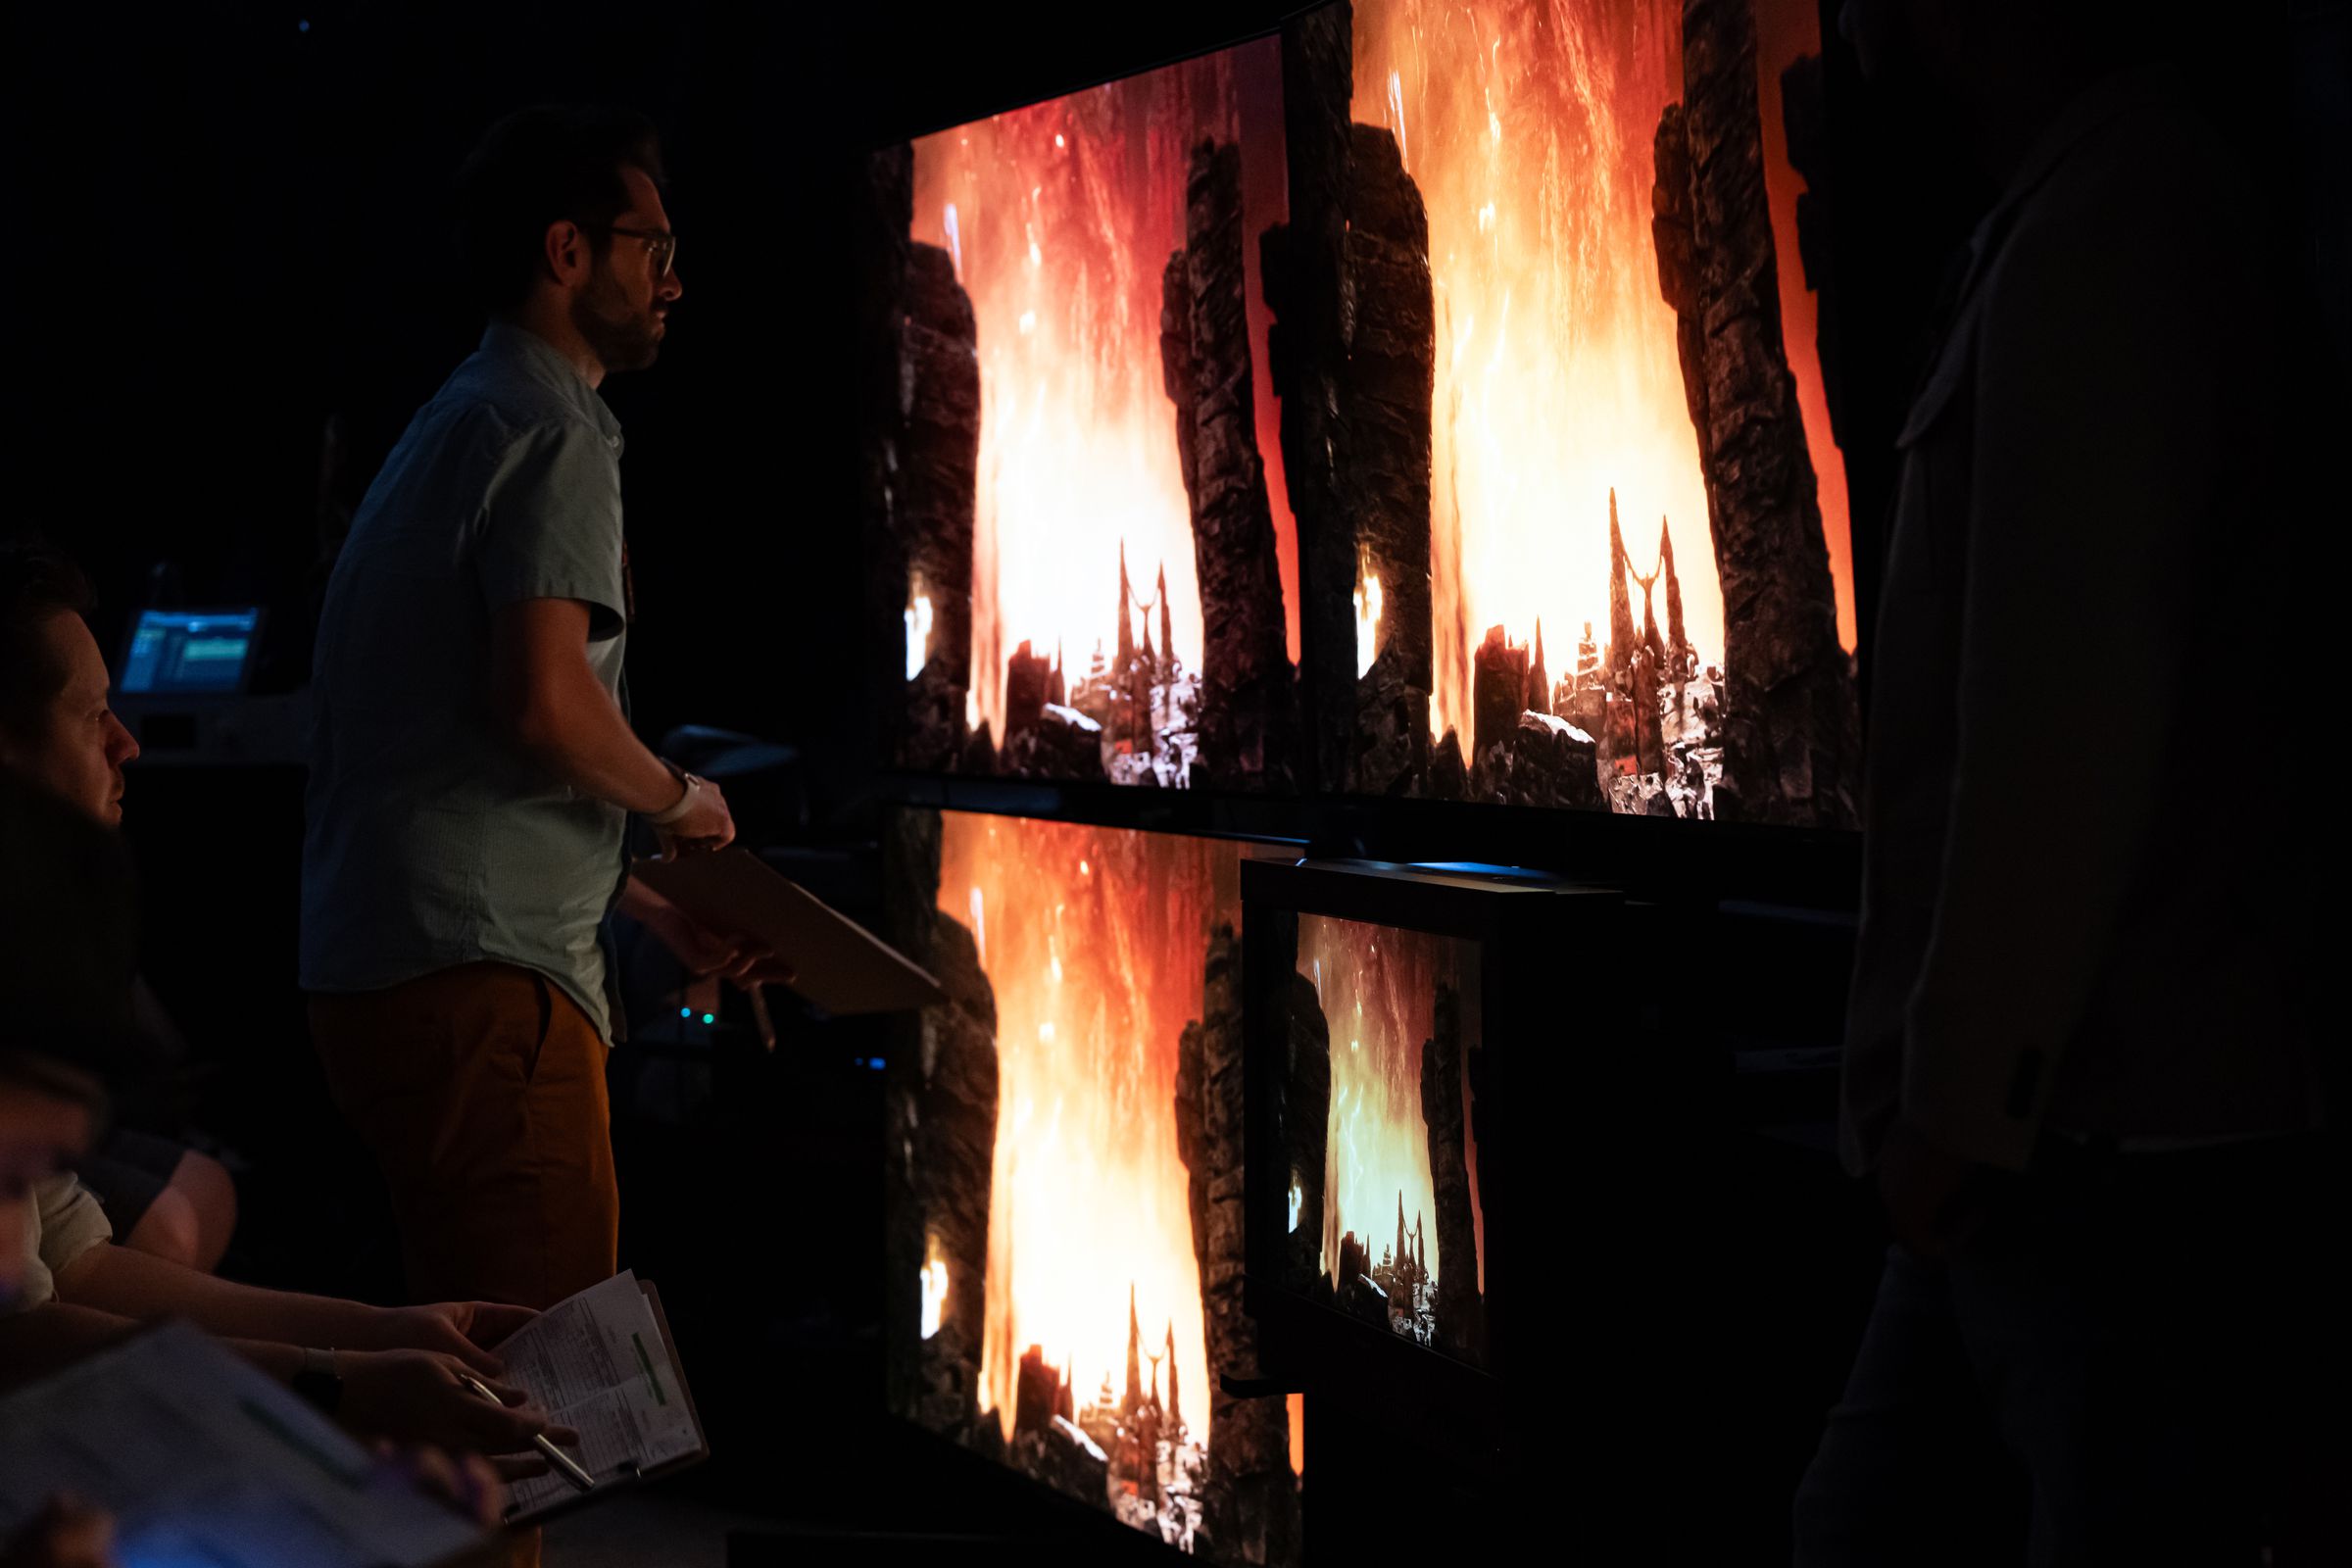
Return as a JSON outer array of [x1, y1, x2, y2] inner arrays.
[[301, 323, 632, 1041]]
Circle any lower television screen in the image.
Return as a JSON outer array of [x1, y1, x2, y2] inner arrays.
[[1283, 914, 1486, 1366], [887, 808, 1302, 1562]]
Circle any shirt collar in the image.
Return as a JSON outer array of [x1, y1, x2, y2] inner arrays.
[[477, 321, 625, 451]]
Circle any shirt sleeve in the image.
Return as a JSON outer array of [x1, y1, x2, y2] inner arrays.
[[476, 417, 628, 638], [1897, 122, 2252, 1169], [4, 1175, 114, 1314]]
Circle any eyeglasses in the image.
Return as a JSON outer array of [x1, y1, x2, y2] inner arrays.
[[593, 223, 677, 278]]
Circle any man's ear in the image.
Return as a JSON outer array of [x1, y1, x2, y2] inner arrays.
[[541, 219, 587, 288]]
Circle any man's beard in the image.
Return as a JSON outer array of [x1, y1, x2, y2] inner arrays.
[[572, 269, 663, 374]]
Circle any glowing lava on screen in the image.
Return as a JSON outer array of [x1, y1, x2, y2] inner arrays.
[[938, 812, 1240, 1448], [1754, 0, 1855, 652], [1298, 914, 1476, 1290], [1351, 0, 1853, 753], [911, 41, 1296, 745]]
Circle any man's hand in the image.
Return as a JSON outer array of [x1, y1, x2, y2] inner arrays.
[[1876, 1115, 1990, 1261], [656, 773, 736, 856], [0, 1496, 115, 1568], [621, 874, 793, 986], [652, 906, 791, 985], [334, 1348, 574, 1457], [363, 1301, 537, 1376]]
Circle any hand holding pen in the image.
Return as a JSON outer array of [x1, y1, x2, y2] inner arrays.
[[458, 1373, 596, 1494]]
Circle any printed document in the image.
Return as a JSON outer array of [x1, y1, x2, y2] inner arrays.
[[498, 1270, 703, 1522]]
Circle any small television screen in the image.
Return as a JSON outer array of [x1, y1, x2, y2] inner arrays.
[[884, 808, 1302, 1562], [118, 608, 263, 696], [1240, 858, 1630, 1418], [1283, 912, 1486, 1366], [870, 0, 1856, 828]]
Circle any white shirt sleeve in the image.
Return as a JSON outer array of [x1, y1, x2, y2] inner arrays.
[[5, 1174, 115, 1314]]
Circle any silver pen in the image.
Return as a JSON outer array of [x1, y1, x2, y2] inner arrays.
[[459, 1372, 596, 1494]]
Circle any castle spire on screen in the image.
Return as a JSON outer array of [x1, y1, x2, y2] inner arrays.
[[876, 0, 1858, 823]]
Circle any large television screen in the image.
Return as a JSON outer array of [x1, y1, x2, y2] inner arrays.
[[870, 0, 1857, 829], [884, 808, 1302, 1562]]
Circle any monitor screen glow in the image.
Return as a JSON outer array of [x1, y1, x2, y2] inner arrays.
[[119, 610, 261, 696]]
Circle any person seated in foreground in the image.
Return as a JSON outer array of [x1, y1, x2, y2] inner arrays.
[[0, 535, 234, 1272], [0, 769, 570, 1473]]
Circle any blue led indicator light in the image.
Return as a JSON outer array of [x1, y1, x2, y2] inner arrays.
[[702, 1012, 715, 1025]]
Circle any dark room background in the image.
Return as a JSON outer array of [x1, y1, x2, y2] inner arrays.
[[3, 0, 2344, 1558]]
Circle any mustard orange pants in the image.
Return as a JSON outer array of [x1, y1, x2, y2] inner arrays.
[[311, 961, 619, 1312]]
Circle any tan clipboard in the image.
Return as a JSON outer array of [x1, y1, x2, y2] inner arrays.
[[630, 848, 943, 1015]]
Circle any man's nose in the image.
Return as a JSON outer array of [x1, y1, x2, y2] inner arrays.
[[659, 266, 682, 304], [107, 710, 139, 765]]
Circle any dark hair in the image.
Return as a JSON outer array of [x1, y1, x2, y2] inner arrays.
[[0, 533, 95, 744], [453, 104, 666, 312]]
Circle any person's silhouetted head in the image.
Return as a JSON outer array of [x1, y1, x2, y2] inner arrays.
[[453, 105, 682, 377], [0, 534, 139, 826]]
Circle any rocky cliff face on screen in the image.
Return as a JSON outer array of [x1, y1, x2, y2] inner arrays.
[[863, 0, 1856, 823], [882, 809, 1301, 1563]]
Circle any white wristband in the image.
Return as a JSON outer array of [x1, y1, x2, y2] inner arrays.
[[649, 767, 702, 827]]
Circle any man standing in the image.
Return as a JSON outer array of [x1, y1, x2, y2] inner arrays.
[[1794, 4, 2339, 1564], [304, 106, 741, 1313]]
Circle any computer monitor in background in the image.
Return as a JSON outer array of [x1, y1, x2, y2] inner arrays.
[[118, 608, 264, 697]]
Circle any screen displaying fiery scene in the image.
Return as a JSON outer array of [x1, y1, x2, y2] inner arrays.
[[1279, 914, 1486, 1364], [869, 0, 1858, 826], [883, 809, 1302, 1562]]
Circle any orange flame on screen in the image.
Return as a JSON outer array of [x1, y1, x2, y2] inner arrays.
[[1298, 914, 1463, 1289], [1352, 0, 1851, 753], [938, 812, 1240, 1449], [911, 40, 1297, 745], [1753, 0, 1855, 651]]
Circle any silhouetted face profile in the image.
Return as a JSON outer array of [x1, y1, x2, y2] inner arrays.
[[571, 164, 682, 375], [0, 610, 139, 825]]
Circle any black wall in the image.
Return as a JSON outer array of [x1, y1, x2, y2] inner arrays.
[[2, 0, 1315, 778], [5, 1, 2340, 1552]]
